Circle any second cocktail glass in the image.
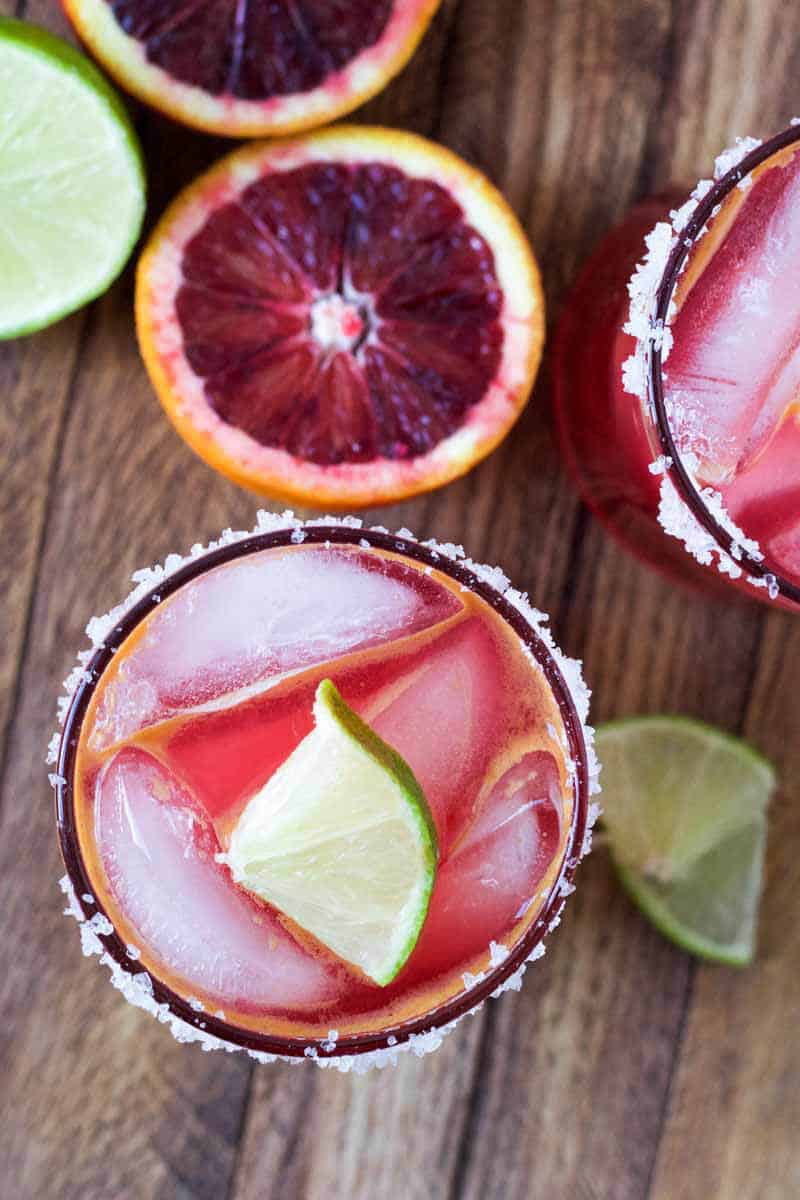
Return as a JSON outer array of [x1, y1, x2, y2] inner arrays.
[[554, 123, 800, 611]]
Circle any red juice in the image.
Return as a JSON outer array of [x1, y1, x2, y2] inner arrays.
[[54, 519, 595, 1065], [553, 125, 800, 610]]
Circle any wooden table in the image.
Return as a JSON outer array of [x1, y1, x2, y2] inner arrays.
[[2, 1, 799, 1196]]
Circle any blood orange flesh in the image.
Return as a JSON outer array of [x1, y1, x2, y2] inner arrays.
[[111, 0, 393, 96], [63, 0, 441, 136], [136, 127, 543, 508]]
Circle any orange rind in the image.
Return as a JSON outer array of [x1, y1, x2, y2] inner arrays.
[[136, 125, 544, 509], [63, 0, 442, 137]]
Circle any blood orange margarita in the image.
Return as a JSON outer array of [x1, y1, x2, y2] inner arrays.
[[554, 124, 800, 611], [52, 516, 597, 1068]]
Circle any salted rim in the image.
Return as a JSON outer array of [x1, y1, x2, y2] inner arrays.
[[50, 511, 599, 1073], [623, 122, 800, 607]]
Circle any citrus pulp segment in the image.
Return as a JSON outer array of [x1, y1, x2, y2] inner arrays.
[[226, 679, 438, 986], [596, 716, 775, 965], [63, 0, 441, 137], [136, 126, 544, 508], [0, 18, 145, 338]]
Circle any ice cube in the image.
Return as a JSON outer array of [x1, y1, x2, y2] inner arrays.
[[148, 616, 494, 835], [717, 405, 800, 584], [400, 751, 564, 983], [667, 148, 800, 482], [90, 546, 459, 750], [94, 748, 345, 1011], [367, 618, 505, 853]]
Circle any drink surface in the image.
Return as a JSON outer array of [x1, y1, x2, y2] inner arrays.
[[72, 542, 575, 1042], [663, 142, 800, 589]]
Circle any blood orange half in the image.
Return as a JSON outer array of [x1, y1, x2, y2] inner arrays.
[[136, 126, 544, 509], [63, 0, 441, 137]]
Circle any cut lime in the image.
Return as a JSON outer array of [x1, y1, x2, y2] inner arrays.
[[225, 679, 438, 986], [596, 716, 776, 965], [0, 18, 145, 338]]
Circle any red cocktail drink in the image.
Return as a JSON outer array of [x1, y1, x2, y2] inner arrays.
[[554, 125, 800, 610], [53, 515, 597, 1069]]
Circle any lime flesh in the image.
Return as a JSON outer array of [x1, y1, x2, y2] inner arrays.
[[596, 716, 776, 965], [225, 680, 438, 986], [0, 18, 145, 338]]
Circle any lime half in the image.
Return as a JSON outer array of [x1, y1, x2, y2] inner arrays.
[[0, 19, 145, 338], [597, 716, 776, 965], [225, 679, 438, 986]]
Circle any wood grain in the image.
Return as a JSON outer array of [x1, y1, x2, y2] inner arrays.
[[649, 611, 800, 1200], [0, 315, 84, 757], [1, 1, 799, 1198]]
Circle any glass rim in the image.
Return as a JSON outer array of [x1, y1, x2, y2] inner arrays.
[[55, 522, 591, 1062], [649, 121, 800, 608]]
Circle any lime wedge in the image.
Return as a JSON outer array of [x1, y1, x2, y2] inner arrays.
[[596, 716, 776, 965], [0, 19, 145, 338], [226, 679, 438, 986]]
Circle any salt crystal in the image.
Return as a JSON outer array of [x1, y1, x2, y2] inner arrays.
[[489, 941, 509, 967], [60, 875, 84, 922], [79, 923, 104, 958], [670, 178, 714, 232], [714, 136, 762, 180], [547, 904, 564, 935], [583, 801, 602, 855], [622, 348, 647, 400], [410, 1029, 443, 1057], [87, 912, 113, 936], [492, 965, 525, 998], [46, 733, 61, 766]]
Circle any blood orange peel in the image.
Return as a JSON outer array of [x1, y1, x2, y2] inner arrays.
[[136, 125, 544, 510], [62, 0, 442, 138]]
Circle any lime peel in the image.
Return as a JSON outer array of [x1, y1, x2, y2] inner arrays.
[[596, 715, 775, 966], [0, 17, 145, 338], [225, 679, 438, 986]]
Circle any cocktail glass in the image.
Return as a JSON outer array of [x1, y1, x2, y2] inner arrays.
[[553, 123, 800, 611], [52, 514, 598, 1071]]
